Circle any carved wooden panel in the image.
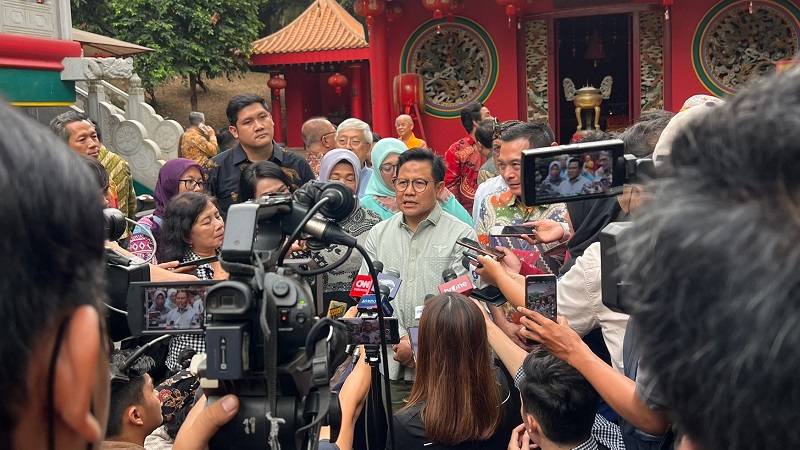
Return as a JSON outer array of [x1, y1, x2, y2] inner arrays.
[[640, 11, 665, 111], [525, 19, 549, 121]]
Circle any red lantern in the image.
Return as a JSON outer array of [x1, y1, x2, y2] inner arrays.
[[386, 1, 404, 22], [267, 75, 287, 98], [393, 73, 424, 115], [661, 0, 673, 20], [354, 0, 386, 27], [328, 73, 348, 95], [495, 0, 525, 28], [421, 0, 455, 20]]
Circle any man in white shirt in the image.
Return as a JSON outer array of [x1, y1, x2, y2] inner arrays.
[[557, 158, 593, 197], [165, 290, 196, 329]]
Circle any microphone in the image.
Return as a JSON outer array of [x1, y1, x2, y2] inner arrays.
[[377, 267, 402, 300], [373, 260, 384, 274], [424, 294, 435, 302], [349, 274, 374, 298], [437, 268, 474, 296], [357, 289, 394, 316]]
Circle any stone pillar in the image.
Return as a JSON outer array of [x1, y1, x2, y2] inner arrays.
[[350, 64, 363, 120], [127, 73, 144, 122], [87, 80, 107, 133]]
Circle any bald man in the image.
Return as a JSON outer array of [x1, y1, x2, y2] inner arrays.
[[301, 117, 337, 177], [395, 114, 427, 149]]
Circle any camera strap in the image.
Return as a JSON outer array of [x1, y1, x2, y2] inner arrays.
[[264, 285, 283, 450]]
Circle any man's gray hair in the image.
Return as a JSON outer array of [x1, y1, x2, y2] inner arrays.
[[336, 118, 373, 145], [49, 110, 89, 143], [188, 111, 205, 126]]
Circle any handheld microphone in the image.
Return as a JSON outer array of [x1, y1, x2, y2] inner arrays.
[[437, 268, 474, 295], [378, 284, 394, 316], [349, 274, 374, 298], [357, 292, 394, 316], [373, 260, 385, 274], [377, 268, 402, 300]]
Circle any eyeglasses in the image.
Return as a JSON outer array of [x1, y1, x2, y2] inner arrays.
[[492, 119, 523, 140], [393, 179, 435, 193], [379, 163, 397, 175], [179, 179, 206, 190], [321, 131, 336, 143], [336, 137, 365, 147]]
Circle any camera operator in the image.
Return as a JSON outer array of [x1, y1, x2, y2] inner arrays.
[[0, 102, 236, 450], [619, 69, 800, 450]]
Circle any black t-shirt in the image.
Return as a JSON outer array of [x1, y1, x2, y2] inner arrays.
[[204, 142, 315, 217], [388, 364, 521, 450]]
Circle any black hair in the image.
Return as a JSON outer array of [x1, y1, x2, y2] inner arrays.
[[623, 68, 800, 450], [620, 110, 674, 158], [475, 119, 496, 149], [238, 161, 295, 202], [518, 348, 598, 446], [226, 93, 270, 127], [499, 121, 555, 150], [576, 130, 617, 143], [397, 147, 446, 184], [0, 103, 106, 448], [82, 154, 110, 190], [460, 102, 484, 134], [216, 128, 237, 151], [567, 157, 584, 170], [372, 131, 382, 143], [49, 109, 90, 143], [107, 349, 155, 438], [159, 191, 214, 262]]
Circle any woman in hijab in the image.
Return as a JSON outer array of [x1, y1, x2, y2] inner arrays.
[[538, 160, 564, 198], [129, 158, 205, 263], [307, 149, 381, 309], [360, 138, 474, 225]]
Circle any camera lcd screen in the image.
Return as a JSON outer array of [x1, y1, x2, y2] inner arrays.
[[521, 139, 624, 206], [339, 317, 400, 345], [140, 283, 213, 333]]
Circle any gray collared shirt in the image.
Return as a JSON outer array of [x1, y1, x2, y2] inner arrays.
[[360, 203, 478, 380]]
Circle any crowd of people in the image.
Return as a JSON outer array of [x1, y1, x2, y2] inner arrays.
[[3, 66, 800, 450]]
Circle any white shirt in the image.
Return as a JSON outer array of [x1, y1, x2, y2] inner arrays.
[[165, 307, 196, 329], [472, 175, 508, 219], [558, 175, 593, 197]]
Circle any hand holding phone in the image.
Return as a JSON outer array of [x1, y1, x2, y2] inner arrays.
[[489, 225, 536, 237], [176, 255, 218, 268], [456, 237, 504, 259]]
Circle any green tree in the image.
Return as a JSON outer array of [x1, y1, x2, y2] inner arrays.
[[71, 0, 115, 36], [109, 0, 264, 109]]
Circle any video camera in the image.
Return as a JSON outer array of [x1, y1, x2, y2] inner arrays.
[[519, 138, 661, 316], [124, 181, 369, 450]]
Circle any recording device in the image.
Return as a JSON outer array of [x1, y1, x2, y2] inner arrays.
[[408, 326, 420, 363], [127, 281, 217, 335], [489, 225, 536, 237], [521, 139, 659, 207], [525, 275, 557, 321], [600, 222, 633, 314], [469, 285, 506, 306], [462, 252, 480, 267], [377, 269, 402, 299], [438, 268, 473, 295], [183, 181, 359, 450], [456, 237, 505, 258], [339, 317, 400, 345], [175, 255, 218, 268], [104, 208, 150, 342]]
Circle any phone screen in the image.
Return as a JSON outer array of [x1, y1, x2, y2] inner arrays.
[[456, 237, 504, 258], [143, 284, 212, 332], [339, 317, 400, 345], [525, 275, 557, 321], [408, 326, 419, 362]]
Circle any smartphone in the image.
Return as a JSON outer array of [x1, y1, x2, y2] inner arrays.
[[408, 326, 420, 363], [127, 281, 219, 335], [525, 275, 557, 321], [338, 317, 401, 345], [456, 237, 504, 258], [470, 285, 506, 306], [462, 251, 480, 266], [489, 225, 536, 237], [175, 255, 218, 268]]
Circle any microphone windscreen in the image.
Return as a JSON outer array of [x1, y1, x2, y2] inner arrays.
[[373, 260, 384, 274]]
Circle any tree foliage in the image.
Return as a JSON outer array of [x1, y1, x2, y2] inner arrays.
[[90, 0, 264, 107]]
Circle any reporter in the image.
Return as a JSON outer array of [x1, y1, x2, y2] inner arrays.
[[159, 192, 227, 371], [238, 160, 294, 200], [390, 293, 518, 449], [130, 158, 206, 264]]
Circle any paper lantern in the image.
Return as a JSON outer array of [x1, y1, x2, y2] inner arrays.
[[386, 1, 404, 22], [267, 75, 287, 98], [495, 0, 525, 28], [421, 0, 455, 20], [393, 73, 424, 115], [328, 73, 348, 95], [354, 0, 386, 27]]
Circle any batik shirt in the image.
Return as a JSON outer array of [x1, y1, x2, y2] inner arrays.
[[475, 189, 567, 275], [179, 127, 218, 166], [444, 134, 486, 214]]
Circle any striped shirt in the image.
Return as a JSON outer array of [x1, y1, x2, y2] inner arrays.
[[100, 146, 137, 238]]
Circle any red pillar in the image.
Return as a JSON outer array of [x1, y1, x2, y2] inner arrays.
[[368, 15, 390, 137], [350, 64, 363, 119], [269, 70, 285, 144]]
